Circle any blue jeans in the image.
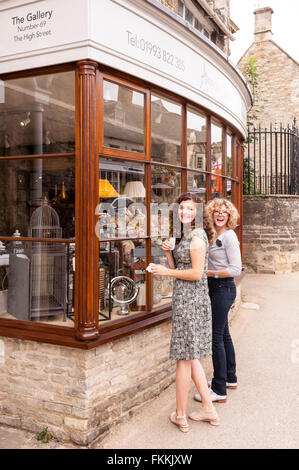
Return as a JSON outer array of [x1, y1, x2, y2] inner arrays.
[[208, 277, 237, 396]]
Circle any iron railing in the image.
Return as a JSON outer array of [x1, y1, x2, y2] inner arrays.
[[244, 119, 299, 195]]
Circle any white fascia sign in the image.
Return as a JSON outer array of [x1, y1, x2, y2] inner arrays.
[[0, 0, 251, 137]]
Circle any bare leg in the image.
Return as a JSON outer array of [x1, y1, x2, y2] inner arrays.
[[191, 359, 214, 411], [176, 360, 192, 417]]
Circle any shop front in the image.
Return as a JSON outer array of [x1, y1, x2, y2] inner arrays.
[[0, 0, 251, 444]]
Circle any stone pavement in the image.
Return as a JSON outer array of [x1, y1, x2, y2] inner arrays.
[[0, 272, 298, 449]]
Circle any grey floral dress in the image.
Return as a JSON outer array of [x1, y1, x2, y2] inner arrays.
[[170, 228, 212, 360]]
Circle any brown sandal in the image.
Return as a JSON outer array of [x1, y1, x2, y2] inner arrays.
[[170, 412, 190, 433], [189, 407, 220, 426]]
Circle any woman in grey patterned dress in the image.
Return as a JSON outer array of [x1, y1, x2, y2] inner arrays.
[[151, 193, 220, 432]]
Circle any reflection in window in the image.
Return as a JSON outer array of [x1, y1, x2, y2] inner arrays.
[[211, 121, 223, 197], [151, 95, 182, 165], [151, 240, 173, 309], [187, 172, 207, 201], [226, 179, 232, 201], [98, 158, 146, 240], [0, 71, 75, 156], [0, 157, 75, 238], [151, 165, 181, 205], [103, 81, 145, 153], [0, 241, 74, 327], [99, 239, 147, 321], [187, 110, 206, 170], [227, 133, 232, 178]]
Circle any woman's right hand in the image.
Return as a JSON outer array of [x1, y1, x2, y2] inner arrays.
[[162, 240, 172, 252]]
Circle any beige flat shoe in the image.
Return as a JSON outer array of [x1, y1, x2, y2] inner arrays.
[[189, 407, 220, 426], [170, 412, 190, 433]]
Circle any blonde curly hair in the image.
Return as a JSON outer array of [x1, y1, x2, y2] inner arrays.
[[205, 198, 239, 241]]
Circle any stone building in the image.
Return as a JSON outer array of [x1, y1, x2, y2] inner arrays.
[[156, 0, 238, 55], [0, 0, 250, 446], [237, 6, 298, 127], [238, 7, 299, 275]]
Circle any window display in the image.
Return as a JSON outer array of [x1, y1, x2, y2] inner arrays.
[[0, 71, 75, 156], [0, 157, 75, 239], [211, 120, 223, 196], [103, 80, 145, 154], [0, 65, 243, 341]]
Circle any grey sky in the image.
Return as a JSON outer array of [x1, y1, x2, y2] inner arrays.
[[229, 0, 299, 65]]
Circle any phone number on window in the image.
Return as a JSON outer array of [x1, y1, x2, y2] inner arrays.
[[126, 30, 185, 72]]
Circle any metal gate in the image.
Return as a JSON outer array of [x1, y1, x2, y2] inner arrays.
[[243, 118, 299, 195]]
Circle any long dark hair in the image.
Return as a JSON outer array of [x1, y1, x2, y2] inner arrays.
[[170, 192, 214, 243]]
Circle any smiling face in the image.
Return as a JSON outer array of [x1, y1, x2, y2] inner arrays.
[[178, 199, 197, 225], [213, 204, 229, 229]]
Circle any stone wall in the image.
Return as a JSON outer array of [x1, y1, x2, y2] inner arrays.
[[0, 321, 175, 446], [237, 8, 298, 127], [243, 195, 299, 273]]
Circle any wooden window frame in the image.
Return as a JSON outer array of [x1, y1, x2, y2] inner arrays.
[[0, 60, 245, 349], [99, 72, 150, 161]]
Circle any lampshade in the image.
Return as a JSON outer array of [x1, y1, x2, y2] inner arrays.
[[123, 181, 146, 198], [99, 179, 119, 198]]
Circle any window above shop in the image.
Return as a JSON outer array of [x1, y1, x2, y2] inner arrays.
[[178, 0, 212, 39]]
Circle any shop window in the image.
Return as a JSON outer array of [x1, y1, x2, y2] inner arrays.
[[225, 179, 232, 201], [150, 165, 182, 308], [0, 240, 75, 327], [98, 158, 146, 239], [227, 133, 232, 178], [151, 238, 174, 309], [0, 157, 75, 238], [211, 120, 223, 197], [0, 71, 75, 156], [99, 239, 147, 321], [97, 158, 148, 322], [151, 165, 181, 206], [186, 171, 207, 201], [103, 80, 145, 154], [151, 94, 182, 165], [187, 109, 206, 170]]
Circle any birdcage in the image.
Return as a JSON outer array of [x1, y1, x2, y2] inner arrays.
[[26, 199, 67, 320]]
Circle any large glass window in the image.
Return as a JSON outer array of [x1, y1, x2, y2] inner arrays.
[[98, 158, 146, 239], [227, 133, 232, 178], [0, 71, 75, 156], [151, 239, 174, 309], [151, 95, 182, 165], [98, 158, 147, 322], [187, 172, 207, 201], [0, 241, 75, 327], [0, 66, 244, 343], [0, 70, 75, 330], [99, 239, 147, 321], [187, 109, 206, 170], [211, 120, 223, 196], [0, 157, 75, 238], [103, 80, 145, 154]]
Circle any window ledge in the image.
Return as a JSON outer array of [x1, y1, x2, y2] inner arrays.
[[0, 309, 172, 349]]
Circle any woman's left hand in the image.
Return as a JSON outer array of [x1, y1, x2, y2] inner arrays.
[[150, 264, 170, 276], [207, 270, 214, 277]]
